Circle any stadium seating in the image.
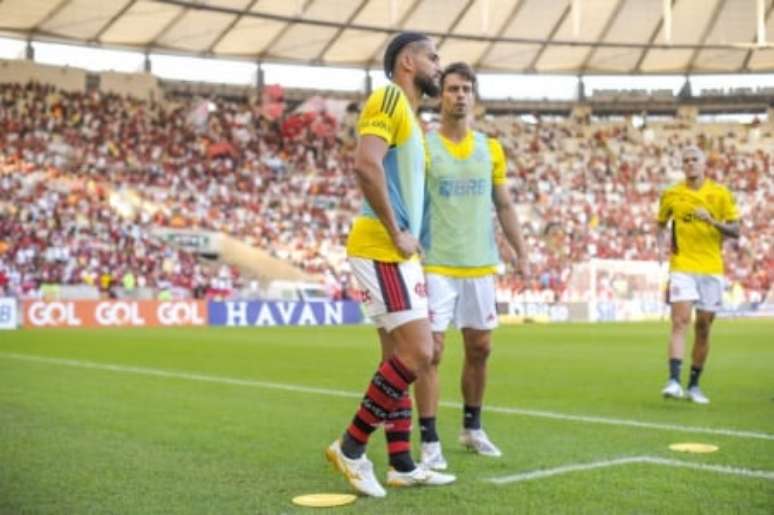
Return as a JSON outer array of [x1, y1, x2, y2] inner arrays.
[[0, 81, 770, 304]]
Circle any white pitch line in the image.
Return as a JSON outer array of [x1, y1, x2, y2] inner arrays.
[[1, 352, 773, 442], [489, 456, 647, 484], [0, 352, 360, 400], [640, 457, 774, 480], [460, 403, 774, 441], [488, 455, 774, 485]]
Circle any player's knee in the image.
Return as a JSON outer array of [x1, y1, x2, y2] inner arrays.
[[477, 342, 492, 362], [694, 318, 712, 337], [418, 352, 434, 373], [467, 338, 491, 364], [412, 339, 435, 371], [672, 314, 691, 331]]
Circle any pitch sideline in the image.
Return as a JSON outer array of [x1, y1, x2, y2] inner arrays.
[[1, 351, 773, 442]]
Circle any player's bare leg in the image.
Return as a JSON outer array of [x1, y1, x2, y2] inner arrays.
[[691, 310, 714, 367], [686, 310, 715, 404], [414, 332, 447, 469], [415, 332, 444, 418], [461, 328, 491, 406], [378, 327, 396, 361], [389, 318, 434, 376], [458, 328, 500, 457], [663, 301, 692, 399], [668, 301, 692, 360]]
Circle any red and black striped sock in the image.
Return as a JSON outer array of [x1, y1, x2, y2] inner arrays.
[[342, 356, 415, 459], [385, 392, 415, 472]]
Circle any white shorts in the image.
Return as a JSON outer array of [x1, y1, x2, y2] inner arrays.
[[667, 272, 725, 312], [426, 273, 498, 333], [349, 257, 428, 332]]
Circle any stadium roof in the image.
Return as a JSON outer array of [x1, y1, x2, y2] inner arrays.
[[1, 0, 773, 74]]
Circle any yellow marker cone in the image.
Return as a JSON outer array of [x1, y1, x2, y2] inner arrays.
[[669, 443, 719, 454], [291, 493, 357, 508]]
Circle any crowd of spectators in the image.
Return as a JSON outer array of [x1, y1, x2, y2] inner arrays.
[[0, 165, 237, 299], [0, 82, 244, 299], [483, 116, 772, 305], [0, 81, 771, 306]]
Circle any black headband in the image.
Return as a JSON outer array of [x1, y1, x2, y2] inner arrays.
[[383, 32, 429, 78]]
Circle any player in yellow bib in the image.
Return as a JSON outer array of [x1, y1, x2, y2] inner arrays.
[[325, 32, 455, 498], [657, 146, 740, 404]]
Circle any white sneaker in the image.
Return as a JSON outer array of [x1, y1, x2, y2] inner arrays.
[[420, 441, 448, 471], [686, 386, 710, 404], [459, 429, 502, 458], [661, 380, 684, 399], [325, 439, 386, 498], [386, 466, 456, 487]]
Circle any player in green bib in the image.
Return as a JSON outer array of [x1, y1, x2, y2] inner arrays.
[[416, 62, 529, 470]]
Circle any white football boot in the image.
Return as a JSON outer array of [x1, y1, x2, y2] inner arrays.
[[386, 465, 456, 487], [420, 441, 448, 471], [325, 439, 386, 498], [661, 380, 684, 399], [459, 429, 502, 458], [686, 386, 710, 404]]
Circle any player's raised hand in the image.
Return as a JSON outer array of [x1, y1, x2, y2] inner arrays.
[[392, 230, 422, 259]]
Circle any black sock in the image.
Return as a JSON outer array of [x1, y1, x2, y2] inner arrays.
[[389, 451, 415, 472], [688, 366, 703, 388], [463, 405, 481, 430], [669, 358, 682, 382], [419, 417, 439, 443], [340, 432, 365, 459]]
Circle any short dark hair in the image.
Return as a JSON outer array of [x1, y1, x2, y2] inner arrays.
[[441, 62, 477, 92], [383, 32, 430, 78]]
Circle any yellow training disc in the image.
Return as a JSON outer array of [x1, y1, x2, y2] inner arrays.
[[669, 443, 719, 454], [291, 493, 357, 508]]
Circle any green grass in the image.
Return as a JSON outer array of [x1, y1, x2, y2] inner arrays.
[[1, 320, 773, 514]]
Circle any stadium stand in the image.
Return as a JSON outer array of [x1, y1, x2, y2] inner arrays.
[[482, 115, 773, 306], [0, 77, 771, 307]]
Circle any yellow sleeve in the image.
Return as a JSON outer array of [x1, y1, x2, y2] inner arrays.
[[657, 190, 672, 224], [722, 188, 740, 222], [357, 85, 406, 146], [488, 138, 506, 186]]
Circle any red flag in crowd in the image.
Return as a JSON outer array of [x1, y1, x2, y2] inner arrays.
[[262, 84, 285, 120]]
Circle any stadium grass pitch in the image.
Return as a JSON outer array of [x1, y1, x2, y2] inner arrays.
[[1, 320, 772, 514]]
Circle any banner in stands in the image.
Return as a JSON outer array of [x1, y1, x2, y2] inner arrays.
[[22, 300, 207, 328], [0, 298, 17, 330], [208, 300, 363, 326]]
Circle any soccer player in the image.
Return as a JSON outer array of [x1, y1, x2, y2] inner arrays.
[[415, 62, 529, 470], [325, 32, 455, 497], [657, 146, 740, 404]]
